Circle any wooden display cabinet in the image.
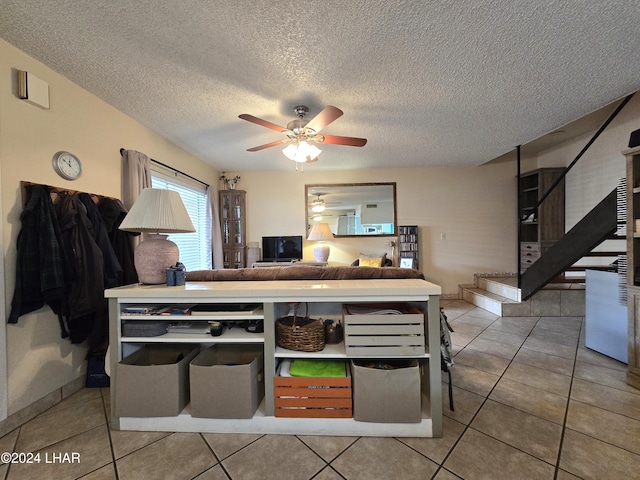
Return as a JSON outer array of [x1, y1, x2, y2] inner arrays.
[[220, 190, 246, 268]]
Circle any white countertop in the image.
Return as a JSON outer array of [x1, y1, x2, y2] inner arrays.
[[105, 279, 441, 303]]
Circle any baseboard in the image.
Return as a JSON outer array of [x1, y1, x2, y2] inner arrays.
[[0, 376, 85, 438], [441, 293, 460, 300]]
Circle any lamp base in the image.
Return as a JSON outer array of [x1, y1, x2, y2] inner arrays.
[[134, 233, 179, 284], [313, 243, 330, 263]]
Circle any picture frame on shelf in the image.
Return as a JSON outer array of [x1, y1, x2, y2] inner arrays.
[[400, 258, 414, 269]]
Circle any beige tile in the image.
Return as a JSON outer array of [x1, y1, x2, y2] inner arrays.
[[471, 400, 562, 464], [398, 416, 465, 464], [0, 389, 61, 438], [442, 385, 485, 425], [444, 428, 555, 479], [110, 429, 172, 459], [571, 378, 640, 421], [567, 400, 640, 455], [61, 376, 87, 400], [536, 316, 582, 333], [487, 316, 538, 336], [447, 320, 486, 337], [453, 348, 510, 376], [521, 337, 577, 360], [560, 429, 640, 480], [0, 429, 19, 465], [297, 435, 358, 462], [490, 378, 567, 424], [466, 336, 520, 360], [313, 466, 347, 480], [7, 425, 112, 480], [433, 468, 463, 480], [116, 433, 216, 480], [201, 433, 263, 461], [531, 290, 561, 316], [223, 435, 324, 480], [574, 361, 640, 395], [331, 437, 438, 480], [528, 329, 579, 348], [503, 362, 571, 397], [576, 346, 627, 372], [514, 347, 574, 376], [450, 331, 476, 349], [194, 464, 232, 480], [502, 300, 532, 317], [15, 397, 106, 453], [450, 363, 500, 397], [457, 309, 499, 326], [556, 470, 583, 480], [560, 290, 585, 316], [477, 328, 528, 346], [42, 387, 102, 415], [80, 463, 118, 480]]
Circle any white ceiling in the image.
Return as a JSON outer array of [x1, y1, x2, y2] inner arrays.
[[2, 0, 640, 172]]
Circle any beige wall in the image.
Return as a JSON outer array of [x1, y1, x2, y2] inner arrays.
[[238, 162, 519, 294], [537, 94, 640, 230], [0, 39, 219, 415]]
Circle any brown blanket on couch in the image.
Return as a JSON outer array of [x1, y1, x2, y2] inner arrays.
[[186, 265, 425, 282]]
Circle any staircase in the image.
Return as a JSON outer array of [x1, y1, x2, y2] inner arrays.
[[460, 187, 623, 316], [519, 188, 619, 300], [459, 273, 586, 317]]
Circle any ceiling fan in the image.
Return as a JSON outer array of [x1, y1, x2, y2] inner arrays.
[[239, 105, 367, 167]]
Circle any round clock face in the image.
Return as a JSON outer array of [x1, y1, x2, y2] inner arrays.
[[52, 151, 82, 180]]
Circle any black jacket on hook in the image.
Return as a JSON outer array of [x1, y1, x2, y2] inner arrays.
[[8, 185, 69, 326]]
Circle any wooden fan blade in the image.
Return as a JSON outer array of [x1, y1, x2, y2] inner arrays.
[[320, 134, 367, 147], [306, 106, 343, 133], [239, 114, 287, 133], [247, 139, 288, 152]]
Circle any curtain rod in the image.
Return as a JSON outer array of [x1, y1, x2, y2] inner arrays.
[[119, 148, 209, 187]]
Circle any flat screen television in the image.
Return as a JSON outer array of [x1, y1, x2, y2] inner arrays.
[[261, 236, 303, 262]]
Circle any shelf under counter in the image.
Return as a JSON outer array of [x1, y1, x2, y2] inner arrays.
[[118, 397, 436, 437], [120, 310, 265, 321], [122, 329, 265, 344], [275, 342, 430, 359]]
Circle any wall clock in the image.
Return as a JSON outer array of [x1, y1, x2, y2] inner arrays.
[[52, 151, 82, 180]]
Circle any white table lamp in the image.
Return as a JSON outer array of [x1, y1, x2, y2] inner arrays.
[[307, 222, 334, 262], [119, 188, 195, 284]]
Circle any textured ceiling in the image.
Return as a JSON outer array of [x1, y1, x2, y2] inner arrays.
[[2, 0, 640, 172]]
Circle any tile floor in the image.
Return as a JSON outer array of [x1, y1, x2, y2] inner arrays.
[[1, 299, 640, 479]]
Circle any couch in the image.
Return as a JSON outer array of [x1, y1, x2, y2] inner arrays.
[[186, 265, 424, 282]]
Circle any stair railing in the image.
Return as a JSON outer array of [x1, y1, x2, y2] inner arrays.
[[517, 93, 635, 289]]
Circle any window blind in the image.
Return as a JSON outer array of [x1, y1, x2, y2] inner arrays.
[[151, 172, 212, 271]]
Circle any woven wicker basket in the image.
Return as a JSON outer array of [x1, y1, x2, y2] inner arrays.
[[277, 303, 325, 352]]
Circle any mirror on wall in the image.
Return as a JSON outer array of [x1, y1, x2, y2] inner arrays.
[[305, 183, 397, 237]]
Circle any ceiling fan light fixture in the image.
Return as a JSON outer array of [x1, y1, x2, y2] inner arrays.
[[283, 141, 321, 163]]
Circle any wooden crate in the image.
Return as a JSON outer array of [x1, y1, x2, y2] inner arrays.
[[342, 304, 425, 356], [274, 371, 352, 418]]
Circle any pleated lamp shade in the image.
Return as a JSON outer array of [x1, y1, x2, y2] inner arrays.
[[119, 188, 196, 284], [307, 223, 334, 262]]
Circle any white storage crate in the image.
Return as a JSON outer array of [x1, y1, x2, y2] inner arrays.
[[342, 304, 425, 356]]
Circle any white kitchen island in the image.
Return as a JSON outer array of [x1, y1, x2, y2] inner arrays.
[[106, 278, 442, 437]]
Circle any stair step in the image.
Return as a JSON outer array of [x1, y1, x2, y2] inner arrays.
[[459, 274, 586, 317], [583, 251, 625, 257], [459, 285, 517, 316], [565, 265, 617, 272]]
